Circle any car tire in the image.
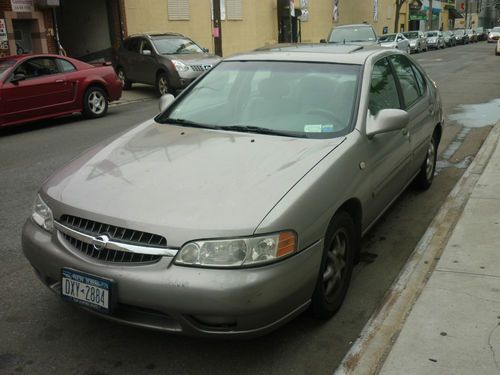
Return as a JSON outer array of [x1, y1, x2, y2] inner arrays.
[[156, 72, 170, 96], [311, 211, 356, 319], [117, 68, 132, 90], [83, 86, 108, 119], [414, 131, 438, 190]]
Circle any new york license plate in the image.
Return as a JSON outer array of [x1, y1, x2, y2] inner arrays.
[[61, 268, 113, 314]]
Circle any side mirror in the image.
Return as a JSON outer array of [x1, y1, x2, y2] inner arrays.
[[11, 73, 26, 83], [366, 109, 409, 139], [142, 49, 152, 56], [159, 93, 175, 112], [202, 47, 209, 53], [320, 39, 327, 43]]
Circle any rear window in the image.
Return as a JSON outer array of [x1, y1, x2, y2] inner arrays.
[[328, 26, 377, 43]]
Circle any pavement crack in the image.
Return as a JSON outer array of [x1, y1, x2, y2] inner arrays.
[[487, 321, 500, 372]]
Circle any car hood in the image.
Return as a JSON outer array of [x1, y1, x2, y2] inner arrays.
[[161, 53, 221, 65], [44, 121, 344, 246]]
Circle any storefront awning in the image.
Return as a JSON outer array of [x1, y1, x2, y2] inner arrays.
[[448, 8, 464, 19]]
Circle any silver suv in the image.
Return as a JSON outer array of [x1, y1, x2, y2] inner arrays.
[[115, 32, 221, 95]]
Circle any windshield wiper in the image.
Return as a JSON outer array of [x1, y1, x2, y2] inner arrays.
[[162, 118, 222, 130], [221, 125, 304, 138]]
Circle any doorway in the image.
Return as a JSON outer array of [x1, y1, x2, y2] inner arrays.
[[12, 19, 35, 54]]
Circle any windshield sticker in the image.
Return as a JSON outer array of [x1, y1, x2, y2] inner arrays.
[[304, 124, 335, 133]]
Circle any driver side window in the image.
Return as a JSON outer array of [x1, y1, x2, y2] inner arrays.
[[14, 58, 60, 80], [368, 58, 401, 116]]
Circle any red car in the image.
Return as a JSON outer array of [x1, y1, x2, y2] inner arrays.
[[0, 54, 122, 128]]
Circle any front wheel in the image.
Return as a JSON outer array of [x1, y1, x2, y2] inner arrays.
[[414, 133, 438, 190], [156, 72, 169, 96], [83, 86, 108, 119], [311, 211, 356, 319]]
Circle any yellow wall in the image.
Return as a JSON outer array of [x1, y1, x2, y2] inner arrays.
[[123, 0, 411, 57]]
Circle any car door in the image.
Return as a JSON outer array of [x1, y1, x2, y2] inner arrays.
[[122, 38, 141, 82], [137, 39, 158, 85], [2, 57, 74, 124], [388, 54, 434, 175], [363, 57, 412, 222]]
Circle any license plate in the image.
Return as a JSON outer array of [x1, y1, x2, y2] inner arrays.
[[61, 268, 114, 314]]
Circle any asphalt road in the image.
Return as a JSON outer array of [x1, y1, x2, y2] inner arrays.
[[1, 42, 500, 375]]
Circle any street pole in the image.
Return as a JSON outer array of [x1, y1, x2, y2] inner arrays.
[[212, 0, 223, 57], [428, 0, 433, 30]]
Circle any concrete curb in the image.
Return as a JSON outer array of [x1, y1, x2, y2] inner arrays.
[[334, 122, 500, 375]]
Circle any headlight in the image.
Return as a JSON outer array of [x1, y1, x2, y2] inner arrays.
[[172, 60, 190, 72], [175, 231, 297, 267], [410, 41, 416, 46], [32, 194, 53, 232]]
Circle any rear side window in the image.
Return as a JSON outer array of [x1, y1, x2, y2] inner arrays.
[[125, 38, 140, 52], [389, 55, 421, 108], [58, 59, 76, 72], [368, 58, 401, 116]]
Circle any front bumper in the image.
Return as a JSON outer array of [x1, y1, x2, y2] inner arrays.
[[22, 219, 323, 338]]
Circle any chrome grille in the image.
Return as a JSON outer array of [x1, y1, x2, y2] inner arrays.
[[59, 215, 166, 263], [190, 64, 212, 72]]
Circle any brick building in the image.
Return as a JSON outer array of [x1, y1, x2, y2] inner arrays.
[[0, 0, 58, 57]]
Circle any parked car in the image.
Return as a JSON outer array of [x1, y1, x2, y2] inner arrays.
[[402, 31, 428, 53], [466, 29, 477, 42], [453, 28, 469, 44], [115, 32, 221, 96], [23, 44, 443, 338], [496, 39, 500, 55], [475, 27, 487, 41], [426, 30, 446, 49], [488, 27, 500, 43], [378, 33, 411, 53], [0, 54, 121, 128], [443, 31, 457, 47], [323, 23, 379, 45]]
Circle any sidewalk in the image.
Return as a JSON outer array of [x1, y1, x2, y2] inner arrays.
[[336, 122, 500, 375], [110, 84, 157, 107]]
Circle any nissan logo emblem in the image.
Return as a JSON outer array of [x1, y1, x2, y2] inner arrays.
[[92, 235, 109, 251]]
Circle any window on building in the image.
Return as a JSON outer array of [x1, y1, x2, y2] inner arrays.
[[168, 0, 190, 21], [369, 58, 401, 116], [226, 0, 243, 20]]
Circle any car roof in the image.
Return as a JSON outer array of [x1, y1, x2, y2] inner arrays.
[[0, 53, 70, 62], [127, 32, 184, 39], [226, 43, 390, 65], [335, 24, 373, 28]]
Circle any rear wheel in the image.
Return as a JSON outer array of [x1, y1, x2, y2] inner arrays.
[[414, 132, 438, 190], [311, 211, 356, 319], [117, 68, 132, 90], [83, 86, 108, 119]]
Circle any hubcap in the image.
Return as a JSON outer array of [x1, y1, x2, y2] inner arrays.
[[88, 91, 105, 115], [426, 140, 436, 180], [158, 76, 168, 95], [322, 229, 348, 299]]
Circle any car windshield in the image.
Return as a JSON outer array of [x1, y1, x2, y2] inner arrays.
[[379, 34, 397, 42], [157, 61, 361, 139], [328, 26, 376, 43], [0, 59, 16, 76], [403, 32, 419, 39], [152, 37, 204, 55], [426, 32, 438, 37]]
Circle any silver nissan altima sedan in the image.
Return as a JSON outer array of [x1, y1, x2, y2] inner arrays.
[[22, 44, 443, 338]]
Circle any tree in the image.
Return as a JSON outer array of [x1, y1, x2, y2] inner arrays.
[[394, 0, 407, 33]]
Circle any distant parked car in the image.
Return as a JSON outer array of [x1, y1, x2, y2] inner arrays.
[[0, 54, 121, 128], [475, 27, 487, 41], [115, 32, 221, 96], [466, 29, 477, 43], [488, 27, 500, 43], [453, 29, 469, 44], [403, 31, 428, 53], [323, 23, 379, 45], [425, 31, 445, 49], [22, 44, 443, 338], [378, 33, 410, 53], [443, 31, 456, 47]]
